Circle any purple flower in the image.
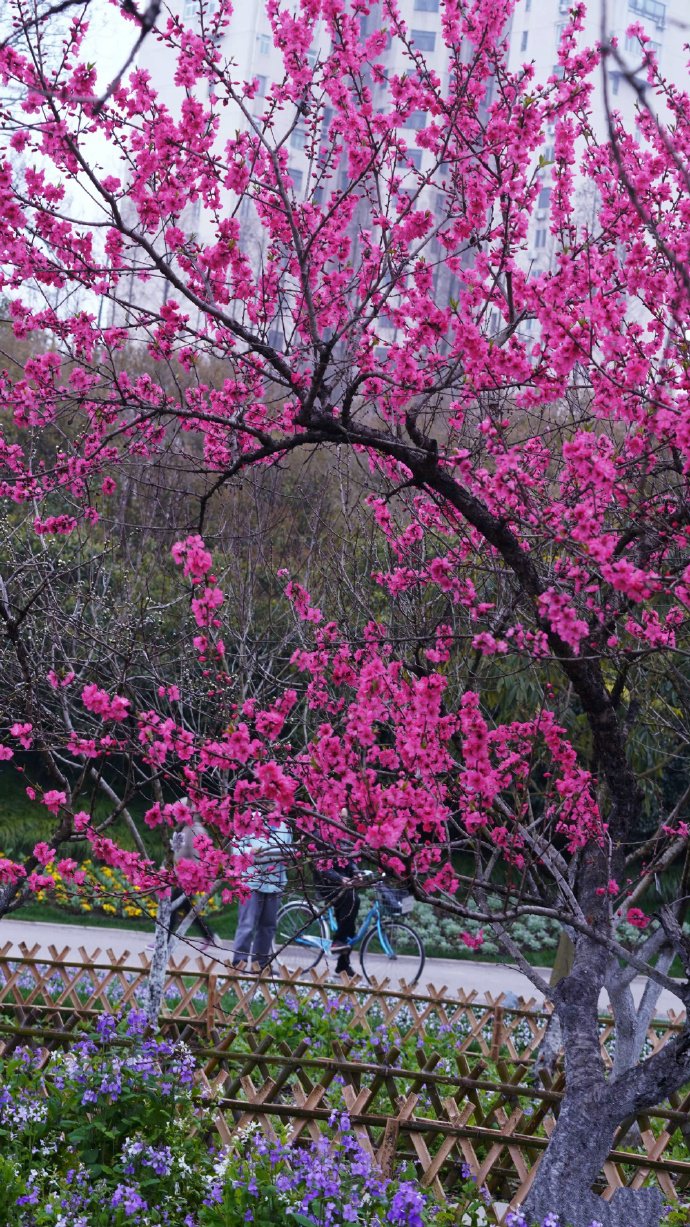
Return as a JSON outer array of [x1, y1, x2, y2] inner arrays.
[[387, 1182, 426, 1226], [16, 1188, 39, 1207], [96, 1013, 117, 1042], [126, 1009, 149, 1036], [111, 1184, 148, 1216]]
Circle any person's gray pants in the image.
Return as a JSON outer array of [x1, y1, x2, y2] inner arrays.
[[232, 891, 280, 967]]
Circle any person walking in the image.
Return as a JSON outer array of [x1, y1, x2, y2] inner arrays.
[[170, 815, 216, 946], [312, 857, 360, 977], [232, 821, 291, 971]]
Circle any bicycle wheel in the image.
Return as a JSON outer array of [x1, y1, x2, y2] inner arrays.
[[274, 900, 328, 971], [360, 920, 425, 986]]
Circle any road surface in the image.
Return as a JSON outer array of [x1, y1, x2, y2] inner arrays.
[[0, 915, 685, 1015]]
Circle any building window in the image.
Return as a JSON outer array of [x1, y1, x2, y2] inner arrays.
[[624, 31, 661, 56], [534, 228, 547, 249], [628, 0, 665, 29], [257, 33, 271, 55], [411, 29, 436, 52], [521, 30, 528, 51], [525, 0, 531, 8], [538, 186, 552, 209], [413, 0, 438, 9], [290, 127, 306, 149], [400, 148, 423, 171], [290, 166, 304, 192], [404, 110, 427, 130], [255, 75, 268, 97], [610, 71, 620, 95], [183, 0, 196, 17]]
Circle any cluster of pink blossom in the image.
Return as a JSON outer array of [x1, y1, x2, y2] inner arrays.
[[0, 3, 689, 1220], [81, 685, 131, 723]]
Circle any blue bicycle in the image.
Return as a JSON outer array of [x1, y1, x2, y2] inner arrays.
[[274, 878, 425, 984]]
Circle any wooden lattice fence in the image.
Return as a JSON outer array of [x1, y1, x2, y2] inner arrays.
[[1, 942, 689, 1219], [1, 939, 686, 1061]]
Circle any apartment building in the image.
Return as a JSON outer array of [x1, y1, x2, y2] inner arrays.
[[132, 0, 689, 327], [506, 0, 689, 275]]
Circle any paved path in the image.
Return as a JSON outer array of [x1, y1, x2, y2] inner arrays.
[[1, 915, 685, 1015]]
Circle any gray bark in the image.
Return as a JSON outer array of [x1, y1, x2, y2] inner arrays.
[[523, 1092, 663, 1227], [523, 914, 675, 1227], [609, 947, 675, 1080], [524, 1024, 666, 1226], [144, 885, 218, 1025], [144, 895, 173, 1026]]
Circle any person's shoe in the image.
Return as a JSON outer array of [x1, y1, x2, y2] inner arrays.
[[335, 951, 355, 976]]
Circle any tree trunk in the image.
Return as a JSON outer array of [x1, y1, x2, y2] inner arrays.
[[522, 1092, 663, 1227], [524, 920, 666, 1227], [144, 895, 173, 1025]]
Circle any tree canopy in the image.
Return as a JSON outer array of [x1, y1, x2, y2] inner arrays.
[[2, 1, 690, 1222]]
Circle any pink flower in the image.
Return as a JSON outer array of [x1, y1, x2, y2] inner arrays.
[[284, 580, 323, 623], [56, 858, 79, 878], [0, 858, 26, 884], [596, 878, 619, 897], [171, 534, 213, 583], [10, 722, 33, 749], [33, 842, 56, 865], [460, 931, 484, 951], [42, 790, 67, 815], [626, 907, 650, 930], [47, 670, 76, 690], [191, 585, 224, 627], [81, 684, 130, 722], [27, 872, 56, 892]]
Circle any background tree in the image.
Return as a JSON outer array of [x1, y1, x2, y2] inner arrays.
[[2, 1, 690, 1223]]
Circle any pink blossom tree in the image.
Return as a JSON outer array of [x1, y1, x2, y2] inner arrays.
[[2, 0, 690, 1221]]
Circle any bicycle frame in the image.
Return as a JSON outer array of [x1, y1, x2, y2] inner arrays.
[[282, 893, 398, 958], [326, 899, 396, 956]]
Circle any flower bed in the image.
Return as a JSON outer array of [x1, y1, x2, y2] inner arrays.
[[0, 1011, 488, 1226], [3, 1010, 680, 1227]]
